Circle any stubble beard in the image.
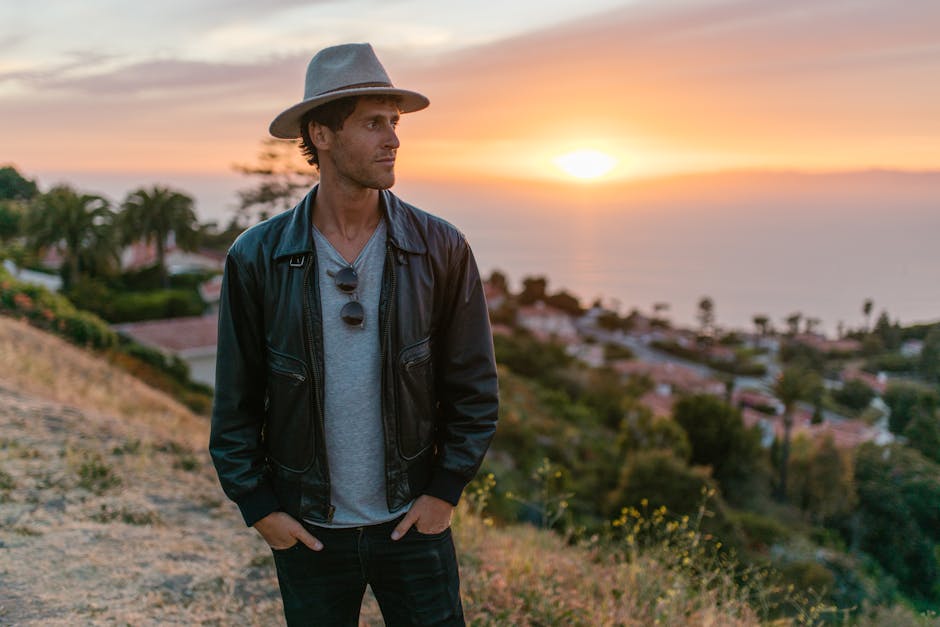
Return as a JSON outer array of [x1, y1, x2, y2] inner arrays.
[[330, 142, 396, 191]]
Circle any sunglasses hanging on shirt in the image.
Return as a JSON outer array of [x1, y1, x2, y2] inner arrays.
[[331, 266, 365, 328]]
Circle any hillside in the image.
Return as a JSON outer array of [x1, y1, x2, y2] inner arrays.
[[0, 314, 781, 625]]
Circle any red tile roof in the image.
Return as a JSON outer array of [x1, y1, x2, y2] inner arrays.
[[115, 315, 218, 353]]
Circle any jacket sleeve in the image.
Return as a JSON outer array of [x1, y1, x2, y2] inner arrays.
[[209, 252, 280, 526], [425, 235, 499, 506]]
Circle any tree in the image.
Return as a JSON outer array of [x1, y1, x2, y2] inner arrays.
[[862, 298, 874, 333], [788, 435, 856, 523], [752, 314, 770, 342], [607, 448, 717, 518], [0, 166, 39, 242], [616, 403, 691, 463], [833, 379, 876, 413], [0, 201, 25, 242], [804, 317, 821, 335], [696, 296, 715, 337], [672, 394, 767, 505], [920, 326, 940, 384], [0, 165, 38, 201], [884, 381, 939, 434], [784, 312, 802, 336], [487, 269, 508, 293], [903, 410, 940, 464], [873, 311, 901, 351], [233, 138, 318, 225], [545, 289, 583, 316], [772, 367, 820, 501], [119, 186, 201, 288], [518, 276, 548, 305], [853, 443, 940, 599], [25, 185, 117, 287]]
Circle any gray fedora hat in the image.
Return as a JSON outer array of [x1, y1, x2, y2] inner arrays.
[[269, 43, 429, 139]]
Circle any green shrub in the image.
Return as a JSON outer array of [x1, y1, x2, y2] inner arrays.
[[728, 509, 792, 551], [0, 467, 14, 491], [0, 266, 117, 348], [118, 339, 191, 382], [60, 310, 117, 349], [94, 289, 204, 323], [833, 379, 876, 412], [779, 560, 836, 596], [74, 451, 121, 493]]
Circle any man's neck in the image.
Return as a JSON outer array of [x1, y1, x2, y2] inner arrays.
[[312, 178, 384, 264], [312, 180, 382, 242]]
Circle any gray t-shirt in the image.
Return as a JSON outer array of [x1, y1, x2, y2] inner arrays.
[[310, 219, 408, 527]]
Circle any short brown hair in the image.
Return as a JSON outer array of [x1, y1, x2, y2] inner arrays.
[[298, 96, 359, 167]]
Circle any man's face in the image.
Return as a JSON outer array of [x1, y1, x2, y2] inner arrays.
[[316, 97, 401, 191]]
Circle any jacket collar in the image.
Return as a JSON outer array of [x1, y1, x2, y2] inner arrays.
[[272, 185, 426, 260]]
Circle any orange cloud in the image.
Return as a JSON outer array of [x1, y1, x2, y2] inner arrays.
[[4, 0, 940, 182]]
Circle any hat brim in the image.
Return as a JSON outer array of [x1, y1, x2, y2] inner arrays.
[[269, 87, 429, 139]]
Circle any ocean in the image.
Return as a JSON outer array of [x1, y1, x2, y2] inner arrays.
[[40, 169, 940, 334]]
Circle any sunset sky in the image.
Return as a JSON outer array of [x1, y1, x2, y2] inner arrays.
[[3, 0, 940, 328], [3, 0, 939, 188]]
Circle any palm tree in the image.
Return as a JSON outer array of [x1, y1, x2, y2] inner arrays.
[[697, 296, 715, 338], [25, 185, 117, 288], [772, 367, 819, 501], [862, 298, 874, 333], [119, 186, 200, 287], [752, 314, 769, 348]]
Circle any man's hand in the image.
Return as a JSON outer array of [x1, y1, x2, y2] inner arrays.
[[253, 511, 323, 551], [391, 495, 454, 540]]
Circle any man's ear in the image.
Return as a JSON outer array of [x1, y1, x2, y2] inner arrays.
[[310, 121, 331, 151]]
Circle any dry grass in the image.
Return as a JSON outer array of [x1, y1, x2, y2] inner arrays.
[[0, 316, 204, 450], [453, 508, 762, 626]]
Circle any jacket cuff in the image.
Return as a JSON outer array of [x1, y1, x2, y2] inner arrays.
[[425, 467, 468, 506], [235, 481, 281, 527]]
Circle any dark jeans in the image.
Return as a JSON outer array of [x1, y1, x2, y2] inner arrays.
[[271, 515, 464, 626]]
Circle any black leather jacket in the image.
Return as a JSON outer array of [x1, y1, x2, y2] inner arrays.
[[209, 187, 498, 526]]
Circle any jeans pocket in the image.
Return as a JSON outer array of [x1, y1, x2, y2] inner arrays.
[[271, 540, 304, 554], [410, 526, 451, 540]]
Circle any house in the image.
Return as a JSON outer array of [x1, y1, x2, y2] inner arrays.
[[901, 339, 924, 358], [841, 367, 888, 395], [734, 389, 782, 414], [615, 358, 726, 419], [198, 274, 224, 312], [114, 315, 218, 387], [794, 333, 862, 355], [516, 301, 579, 343], [2, 260, 62, 292], [612, 359, 726, 397], [482, 280, 507, 312], [121, 240, 225, 275], [740, 403, 889, 450], [565, 342, 605, 368]]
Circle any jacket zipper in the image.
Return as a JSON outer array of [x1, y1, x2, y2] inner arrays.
[[302, 253, 332, 522], [402, 353, 430, 370], [271, 368, 306, 383], [380, 244, 398, 510]]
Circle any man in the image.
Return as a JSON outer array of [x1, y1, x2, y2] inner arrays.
[[209, 43, 498, 626]]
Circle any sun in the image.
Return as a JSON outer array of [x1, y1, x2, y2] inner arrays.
[[553, 149, 618, 180]]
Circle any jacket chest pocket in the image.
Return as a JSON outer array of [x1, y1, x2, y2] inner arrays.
[[397, 337, 436, 460], [264, 349, 313, 472]]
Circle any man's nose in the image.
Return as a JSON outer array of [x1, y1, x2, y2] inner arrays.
[[384, 126, 400, 149]]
